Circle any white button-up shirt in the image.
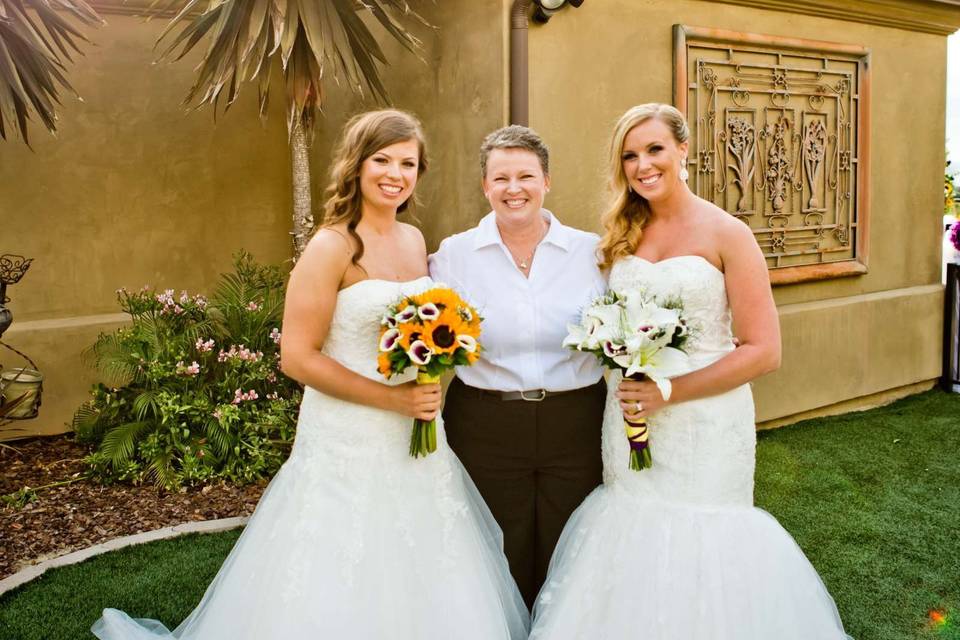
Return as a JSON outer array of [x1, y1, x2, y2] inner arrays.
[[429, 210, 606, 392]]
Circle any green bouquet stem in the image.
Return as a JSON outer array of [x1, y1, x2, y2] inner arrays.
[[409, 371, 440, 458]]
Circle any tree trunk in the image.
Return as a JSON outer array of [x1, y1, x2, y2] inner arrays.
[[290, 120, 314, 260]]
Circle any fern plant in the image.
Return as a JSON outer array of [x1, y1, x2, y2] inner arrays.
[[74, 252, 301, 490]]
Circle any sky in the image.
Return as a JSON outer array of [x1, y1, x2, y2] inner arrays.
[[949, 31, 960, 169]]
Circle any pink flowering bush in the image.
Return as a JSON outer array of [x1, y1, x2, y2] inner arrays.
[[73, 253, 301, 490]]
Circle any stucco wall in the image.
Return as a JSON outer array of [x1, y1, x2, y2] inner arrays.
[[1, 14, 293, 438], [526, 0, 947, 422]]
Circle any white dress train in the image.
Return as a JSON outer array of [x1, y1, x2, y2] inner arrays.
[[93, 277, 529, 640], [528, 256, 851, 640]]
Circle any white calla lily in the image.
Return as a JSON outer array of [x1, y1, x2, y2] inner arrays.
[[379, 328, 401, 352], [456, 334, 477, 353], [417, 303, 440, 321], [395, 305, 417, 323], [407, 340, 433, 366]]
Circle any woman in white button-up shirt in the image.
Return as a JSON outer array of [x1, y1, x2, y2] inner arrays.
[[429, 126, 607, 609]]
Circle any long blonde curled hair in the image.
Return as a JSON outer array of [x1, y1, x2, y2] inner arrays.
[[597, 103, 689, 270], [317, 109, 428, 268]]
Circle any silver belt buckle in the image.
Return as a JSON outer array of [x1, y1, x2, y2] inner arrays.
[[519, 389, 547, 402]]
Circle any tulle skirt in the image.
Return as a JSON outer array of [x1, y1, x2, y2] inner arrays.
[[92, 443, 529, 640], [529, 486, 851, 640]]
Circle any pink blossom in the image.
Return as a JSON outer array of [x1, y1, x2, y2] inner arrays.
[[179, 291, 190, 304], [176, 361, 201, 376], [194, 295, 208, 310], [218, 344, 263, 363], [212, 409, 222, 420], [231, 388, 259, 404], [269, 328, 281, 345], [196, 338, 215, 353], [247, 301, 261, 311]]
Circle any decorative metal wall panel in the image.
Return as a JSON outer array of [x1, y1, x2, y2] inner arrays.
[[674, 26, 871, 284]]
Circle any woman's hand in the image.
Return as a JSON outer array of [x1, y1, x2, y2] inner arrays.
[[616, 378, 668, 421], [390, 381, 442, 421]]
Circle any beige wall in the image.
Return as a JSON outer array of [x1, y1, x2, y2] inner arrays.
[[527, 0, 948, 421], [1, 14, 293, 438]]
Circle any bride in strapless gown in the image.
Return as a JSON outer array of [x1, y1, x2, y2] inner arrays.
[[529, 103, 851, 639], [528, 256, 850, 639], [93, 110, 528, 640]]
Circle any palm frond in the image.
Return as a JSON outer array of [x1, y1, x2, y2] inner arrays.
[[0, 0, 102, 145], [147, 449, 178, 490], [132, 389, 162, 421], [205, 417, 234, 457], [151, 0, 428, 134], [100, 420, 151, 465], [71, 400, 105, 441], [84, 332, 140, 387]]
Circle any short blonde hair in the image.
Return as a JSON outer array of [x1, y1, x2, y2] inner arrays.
[[479, 125, 549, 178], [597, 103, 689, 270]]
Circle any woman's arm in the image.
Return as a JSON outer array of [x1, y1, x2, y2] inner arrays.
[[279, 230, 441, 421], [618, 217, 781, 419]]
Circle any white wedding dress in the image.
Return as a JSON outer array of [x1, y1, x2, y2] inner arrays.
[[529, 256, 851, 640], [93, 277, 529, 640]]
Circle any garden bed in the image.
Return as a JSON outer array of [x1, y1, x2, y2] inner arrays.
[[0, 435, 265, 580]]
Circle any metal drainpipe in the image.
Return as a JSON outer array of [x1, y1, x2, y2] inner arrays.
[[510, 0, 531, 125]]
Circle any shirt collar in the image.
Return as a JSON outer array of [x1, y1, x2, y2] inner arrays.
[[471, 209, 573, 252]]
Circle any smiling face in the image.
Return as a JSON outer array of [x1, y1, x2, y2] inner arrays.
[[620, 117, 689, 204], [359, 138, 421, 214], [482, 147, 551, 224]]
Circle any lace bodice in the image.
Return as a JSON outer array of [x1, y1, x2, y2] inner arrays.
[[601, 256, 756, 505]]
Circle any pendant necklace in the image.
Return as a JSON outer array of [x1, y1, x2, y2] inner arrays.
[[508, 220, 549, 272]]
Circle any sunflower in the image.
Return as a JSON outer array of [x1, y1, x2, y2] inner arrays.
[[377, 351, 393, 377], [421, 307, 470, 355], [411, 287, 462, 311]]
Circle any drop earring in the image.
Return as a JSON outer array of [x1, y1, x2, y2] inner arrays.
[[680, 158, 689, 182]]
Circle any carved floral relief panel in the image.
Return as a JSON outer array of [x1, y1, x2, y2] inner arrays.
[[674, 26, 870, 284]]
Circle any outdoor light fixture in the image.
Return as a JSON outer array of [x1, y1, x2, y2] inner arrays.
[[533, 0, 584, 23]]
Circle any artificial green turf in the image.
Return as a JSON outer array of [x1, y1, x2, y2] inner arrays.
[[0, 389, 958, 640]]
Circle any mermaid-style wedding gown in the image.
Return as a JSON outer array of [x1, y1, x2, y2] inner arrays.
[[93, 277, 529, 640], [529, 256, 851, 640]]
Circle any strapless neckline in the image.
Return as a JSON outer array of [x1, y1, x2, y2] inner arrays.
[[338, 276, 433, 296], [625, 254, 724, 276]]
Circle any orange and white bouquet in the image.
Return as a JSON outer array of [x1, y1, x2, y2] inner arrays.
[[378, 286, 482, 458]]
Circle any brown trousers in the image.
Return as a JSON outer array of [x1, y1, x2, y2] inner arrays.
[[443, 377, 605, 609]]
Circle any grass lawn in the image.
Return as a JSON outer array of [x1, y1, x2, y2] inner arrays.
[[1, 389, 959, 640]]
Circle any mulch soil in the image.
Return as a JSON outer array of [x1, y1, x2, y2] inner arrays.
[[0, 435, 266, 580]]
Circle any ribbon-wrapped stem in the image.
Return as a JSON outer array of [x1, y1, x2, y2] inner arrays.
[[409, 370, 441, 458], [623, 372, 653, 471]]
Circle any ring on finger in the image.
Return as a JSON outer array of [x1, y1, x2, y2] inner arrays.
[[635, 401, 644, 412]]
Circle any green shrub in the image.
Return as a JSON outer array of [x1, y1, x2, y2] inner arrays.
[[74, 253, 302, 490]]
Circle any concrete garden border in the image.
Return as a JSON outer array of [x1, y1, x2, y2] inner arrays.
[[0, 516, 248, 596]]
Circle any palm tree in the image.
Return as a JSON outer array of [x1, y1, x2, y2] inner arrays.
[[0, 0, 102, 146], [152, 0, 429, 256]]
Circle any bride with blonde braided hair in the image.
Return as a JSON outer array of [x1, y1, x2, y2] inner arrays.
[[529, 103, 851, 639]]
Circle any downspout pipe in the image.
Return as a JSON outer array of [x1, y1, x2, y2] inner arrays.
[[510, 0, 531, 126]]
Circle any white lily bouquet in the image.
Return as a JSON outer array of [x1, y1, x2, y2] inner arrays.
[[563, 288, 691, 471]]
